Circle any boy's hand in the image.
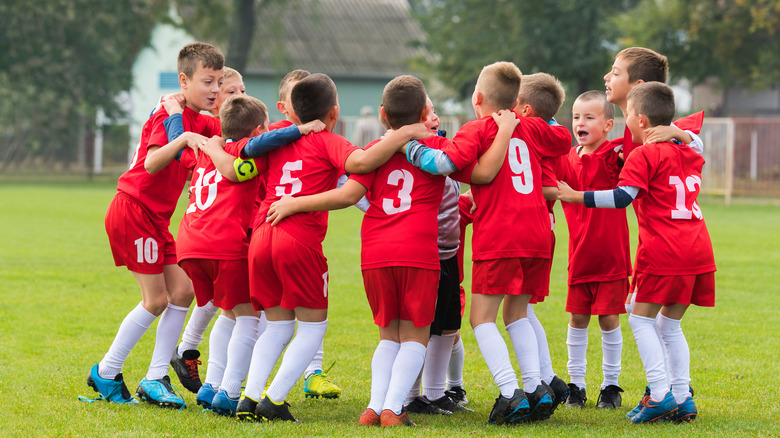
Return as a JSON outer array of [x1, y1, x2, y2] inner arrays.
[[644, 125, 683, 144], [400, 123, 435, 141], [557, 180, 579, 203], [266, 195, 300, 226], [162, 93, 185, 115], [199, 135, 225, 158], [492, 109, 520, 131], [463, 189, 477, 214], [183, 132, 207, 158], [299, 119, 326, 135]]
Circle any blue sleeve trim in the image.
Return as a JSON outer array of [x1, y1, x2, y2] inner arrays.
[[406, 140, 456, 175], [613, 187, 635, 208], [243, 125, 301, 158], [163, 114, 185, 161]]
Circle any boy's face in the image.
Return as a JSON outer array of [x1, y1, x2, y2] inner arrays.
[[181, 64, 223, 112], [625, 100, 645, 144], [604, 57, 639, 108], [423, 98, 439, 133], [572, 99, 613, 148], [214, 76, 246, 114], [277, 80, 301, 124]]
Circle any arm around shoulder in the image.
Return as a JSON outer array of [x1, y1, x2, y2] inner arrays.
[[266, 179, 368, 225]]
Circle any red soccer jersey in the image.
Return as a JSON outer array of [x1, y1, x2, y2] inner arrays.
[[117, 106, 221, 224], [255, 130, 360, 248], [176, 138, 259, 261], [559, 141, 632, 284], [619, 141, 716, 276], [621, 111, 704, 161], [351, 136, 448, 270], [443, 114, 571, 260], [249, 120, 293, 230]]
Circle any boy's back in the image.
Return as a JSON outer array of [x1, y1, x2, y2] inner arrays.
[[619, 141, 715, 275]]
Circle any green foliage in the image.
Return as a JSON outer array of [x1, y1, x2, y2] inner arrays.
[[614, 0, 780, 89]]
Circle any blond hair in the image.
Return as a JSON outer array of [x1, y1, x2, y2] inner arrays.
[[517, 73, 565, 122], [477, 62, 522, 110], [279, 69, 311, 101], [223, 66, 243, 82], [575, 90, 614, 120]]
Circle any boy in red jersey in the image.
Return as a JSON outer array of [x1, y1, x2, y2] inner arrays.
[[405, 62, 572, 424], [233, 73, 433, 423], [558, 82, 715, 424], [557, 91, 631, 410], [87, 42, 223, 408], [266, 76, 518, 426]]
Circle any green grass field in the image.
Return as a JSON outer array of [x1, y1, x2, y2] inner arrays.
[[1, 181, 778, 437]]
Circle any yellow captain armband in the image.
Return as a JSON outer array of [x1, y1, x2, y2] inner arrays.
[[234, 157, 260, 182]]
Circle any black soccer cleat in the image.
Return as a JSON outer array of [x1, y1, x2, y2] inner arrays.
[[430, 395, 473, 413], [170, 349, 202, 394], [444, 385, 468, 405], [404, 396, 452, 415], [255, 397, 298, 422], [565, 383, 587, 408], [487, 389, 529, 425], [547, 376, 570, 411], [596, 384, 624, 409]]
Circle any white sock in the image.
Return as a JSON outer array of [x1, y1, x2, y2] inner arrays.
[[527, 304, 555, 383], [601, 326, 623, 388], [265, 320, 328, 403], [203, 315, 235, 387], [655, 313, 672, 386], [656, 314, 691, 404], [304, 339, 325, 379], [219, 315, 260, 397], [629, 314, 669, 400], [146, 303, 188, 381], [405, 371, 422, 405], [422, 333, 456, 401], [506, 318, 542, 391], [367, 340, 400, 415], [99, 302, 156, 379], [178, 301, 219, 355], [243, 319, 295, 401], [383, 341, 427, 415], [625, 293, 636, 314], [446, 337, 465, 389], [567, 325, 588, 390], [473, 323, 518, 398]]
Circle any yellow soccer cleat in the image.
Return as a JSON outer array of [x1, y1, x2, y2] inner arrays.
[[303, 370, 342, 399]]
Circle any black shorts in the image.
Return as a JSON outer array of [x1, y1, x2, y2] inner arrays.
[[430, 255, 462, 336]]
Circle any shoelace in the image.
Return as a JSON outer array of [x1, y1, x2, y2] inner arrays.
[[185, 358, 202, 378]]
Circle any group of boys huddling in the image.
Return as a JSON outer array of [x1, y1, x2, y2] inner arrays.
[[84, 41, 715, 428]]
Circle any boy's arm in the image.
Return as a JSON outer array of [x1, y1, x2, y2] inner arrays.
[[145, 132, 205, 174], [242, 121, 325, 158], [469, 110, 520, 184], [266, 179, 368, 225], [345, 123, 433, 174], [643, 125, 704, 154], [198, 136, 244, 182], [557, 180, 639, 208], [337, 174, 370, 212]]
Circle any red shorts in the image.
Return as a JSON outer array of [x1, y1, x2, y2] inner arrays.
[[530, 232, 556, 304], [459, 285, 466, 318], [105, 192, 176, 274], [362, 267, 439, 328], [248, 223, 329, 311], [566, 279, 629, 315], [634, 271, 715, 307], [472, 257, 549, 296], [180, 258, 251, 310]]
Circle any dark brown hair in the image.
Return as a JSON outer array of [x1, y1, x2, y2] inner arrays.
[[291, 73, 338, 124], [177, 42, 224, 78], [381, 75, 427, 129], [517, 72, 565, 122], [617, 47, 668, 84], [220, 95, 268, 140], [627, 82, 675, 127]]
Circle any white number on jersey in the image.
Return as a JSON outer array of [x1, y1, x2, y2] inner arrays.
[[186, 167, 222, 214], [134, 237, 159, 264], [507, 138, 533, 194], [276, 160, 303, 197], [382, 169, 414, 215], [669, 175, 703, 220]]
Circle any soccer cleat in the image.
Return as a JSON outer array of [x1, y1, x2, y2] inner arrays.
[[565, 383, 587, 408], [430, 394, 474, 413], [210, 389, 239, 416], [596, 384, 624, 409], [487, 389, 529, 425], [135, 376, 186, 409], [404, 396, 452, 415], [671, 396, 697, 423], [359, 408, 381, 426], [170, 349, 202, 394], [630, 391, 677, 424], [86, 364, 138, 404], [255, 397, 298, 422], [524, 383, 555, 421], [380, 409, 416, 427], [547, 376, 570, 411], [236, 394, 259, 422], [444, 385, 469, 405], [626, 386, 650, 420], [196, 383, 217, 409], [303, 369, 342, 399]]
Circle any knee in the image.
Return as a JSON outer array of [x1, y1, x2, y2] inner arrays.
[[142, 296, 169, 316]]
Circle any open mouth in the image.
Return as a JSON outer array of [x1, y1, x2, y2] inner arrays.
[[577, 130, 589, 140]]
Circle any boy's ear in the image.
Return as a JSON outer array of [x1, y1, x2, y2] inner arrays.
[[328, 105, 340, 122], [251, 125, 263, 137], [178, 72, 189, 89], [473, 90, 483, 106], [379, 106, 390, 126], [518, 104, 534, 118], [604, 118, 615, 133], [637, 114, 649, 129], [276, 101, 286, 115]]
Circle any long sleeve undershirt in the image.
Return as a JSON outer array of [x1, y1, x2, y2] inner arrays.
[[583, 185, 640, 208]]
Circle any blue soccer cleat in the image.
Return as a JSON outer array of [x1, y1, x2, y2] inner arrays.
[[626, 386, 650, 420], [86, 364, 138, 404], [211, 389, 239, 416], [136, 376, 186, 409], [196, 383, 217, 409], [672, 396, 697, 423], [630, 391, 677, 424], [523, 383, 555, 421], [487, 389, 529, 425]]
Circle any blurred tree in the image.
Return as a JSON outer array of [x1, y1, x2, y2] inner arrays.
[[408, 0, 639, 101], [614, 0, 780, 88], [0, 0, 169, 170]]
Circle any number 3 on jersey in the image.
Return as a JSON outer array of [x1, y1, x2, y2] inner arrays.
[[669, 175, 703, 220], [507, 138, 533, 194], [383, 169, 414, 215], [276, 160, 303, 196]]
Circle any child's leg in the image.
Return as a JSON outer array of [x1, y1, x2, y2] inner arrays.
[[304, 341, 325, 378], [243, 311, 296, 401], [202, 313, 235, 389], [598, 314, 622, 389], [421, 332, 456, 401], [567, 314, 590, 391], [504, 294, 541, 392], [446, 332, 465, 390], [656, 305, 691, 404], [628, 303, 668, 400], [177, 300, 219, 355], [526, 304, 555, 384], [471, 294, 519, 398], [382, 322, 429, 415], [367, 334, 401, 415], [219, 304, 261, 398], [405, 370, 422, 406]]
